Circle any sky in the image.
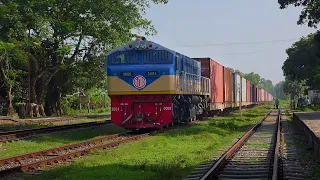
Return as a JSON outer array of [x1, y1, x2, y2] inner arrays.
[[142, 0, 316, 85]]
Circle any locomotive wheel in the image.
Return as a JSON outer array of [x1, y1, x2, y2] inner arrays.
[[170, 120, 174, 127], [165, 123, 170, 128]]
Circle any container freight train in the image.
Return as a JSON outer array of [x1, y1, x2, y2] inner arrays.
[[105, 38, 274, 130]]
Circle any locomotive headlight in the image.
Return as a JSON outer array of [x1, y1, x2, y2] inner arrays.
[[141, 43, 147, 49]]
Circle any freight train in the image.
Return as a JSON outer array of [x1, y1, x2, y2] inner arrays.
[[105, 37, 274, 130]]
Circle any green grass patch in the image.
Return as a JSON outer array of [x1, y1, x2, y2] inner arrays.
[[0, 124, 125, 158], [25, 105, 272, 180]]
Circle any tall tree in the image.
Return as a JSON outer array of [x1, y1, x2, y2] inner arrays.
[[282, 33, 319, 88], [0, 0, 168, 117]]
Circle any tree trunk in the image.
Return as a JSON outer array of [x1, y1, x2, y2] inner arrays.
[[6, 87, 15, 117], [54, 88, 63, 116], [44, 82, 54, 116]]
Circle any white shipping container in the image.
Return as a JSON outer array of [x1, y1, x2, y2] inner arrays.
[[261, 89, 265, 101], [241, 77, 246, 102], [234, 73, 241, 103]]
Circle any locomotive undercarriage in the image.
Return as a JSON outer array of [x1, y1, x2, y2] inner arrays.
[[172, 94, 209, 124]]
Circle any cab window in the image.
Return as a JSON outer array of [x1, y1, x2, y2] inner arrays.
[[108, 51, 139, 64]]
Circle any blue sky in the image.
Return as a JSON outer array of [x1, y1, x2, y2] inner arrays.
[[142, 0, 315, 85]]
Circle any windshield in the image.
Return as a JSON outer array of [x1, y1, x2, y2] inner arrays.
[[108, 51, 139, 64]]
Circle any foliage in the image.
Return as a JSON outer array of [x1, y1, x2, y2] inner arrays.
[[278, 0, 320, 28], [273, 81, 289, 100], [257, 78, 274, 94], [282, 34, 320, 89], [283, 78, 308, 99], [0, 0, 168, 116], [243, 72, 260, 85]]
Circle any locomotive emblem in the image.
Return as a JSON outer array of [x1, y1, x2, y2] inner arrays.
[[133, 75, 146, 89]]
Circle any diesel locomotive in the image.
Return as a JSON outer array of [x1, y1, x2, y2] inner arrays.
[[105, 37, 273, 130]]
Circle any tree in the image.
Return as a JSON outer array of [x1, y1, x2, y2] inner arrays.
[[282, 33, 320, 88], [0, 0, 168, 117], [278, 0, 320, 28], [274, 81, 288, 99], [243, 72, 260, 85], [0, 41, 27, 116], [257, 78, 274, 94], [283, 78, 308, 99]]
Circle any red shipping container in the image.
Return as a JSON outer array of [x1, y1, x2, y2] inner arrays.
[[223, 67, 234, 103], [264, 91, 267, 102], [194, 58, 224, 103], [246, 80, 251, 103]]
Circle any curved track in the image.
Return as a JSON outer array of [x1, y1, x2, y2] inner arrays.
[[185, 110, 280, 180], [0, 120, 110, 142]]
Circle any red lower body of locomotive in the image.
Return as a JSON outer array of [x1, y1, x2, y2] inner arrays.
[[110, 95, 174, 129]]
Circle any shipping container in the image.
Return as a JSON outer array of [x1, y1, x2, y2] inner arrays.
[[261, 89, 265, 102], [246, 80, 251, 103], [194, 58, 224, 109], [241, 77, 246, 103], [233, 73, 241, 104], [258, 88, 261, 102], [251, 84, 256, 103], [264, 91, 267, 102], [223, 67, 234, 103]]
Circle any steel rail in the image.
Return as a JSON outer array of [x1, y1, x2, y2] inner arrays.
[[272, 109, 281, 180], [199, 110, 272, 180]]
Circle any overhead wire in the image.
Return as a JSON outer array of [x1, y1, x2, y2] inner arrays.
[[179, 38, 298, 47], [214, 49, 284, 56]]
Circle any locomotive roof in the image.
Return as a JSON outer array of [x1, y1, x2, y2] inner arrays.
[[107, 40, 196, 62]]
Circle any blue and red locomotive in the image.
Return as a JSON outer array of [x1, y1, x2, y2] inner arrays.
[[105, 37, 273, 130]]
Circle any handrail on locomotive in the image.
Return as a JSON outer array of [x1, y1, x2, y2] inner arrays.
[[176, 71, 211, 95]]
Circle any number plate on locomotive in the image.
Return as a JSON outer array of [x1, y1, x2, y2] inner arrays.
[[120, 72, 133, 76], [145, 71, 158, 76]]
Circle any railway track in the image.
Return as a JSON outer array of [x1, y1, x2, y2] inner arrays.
[[0, 120, 110, 142], [185, 109, 280, 180], [0, 131, 151, 174]]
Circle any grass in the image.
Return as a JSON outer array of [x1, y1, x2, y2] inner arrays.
[[0, 118, 110, 132], [21, 105, 272, 180], [0, 124, 125, 158]]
